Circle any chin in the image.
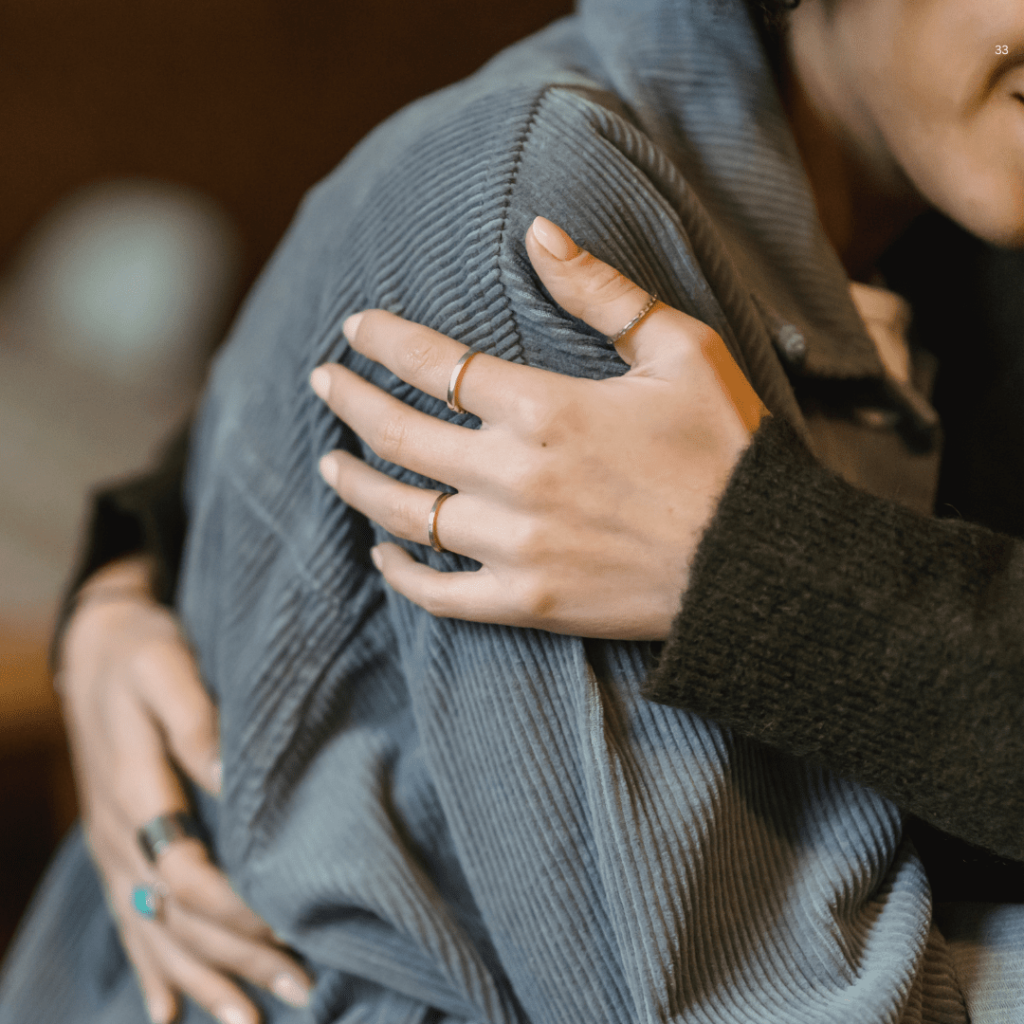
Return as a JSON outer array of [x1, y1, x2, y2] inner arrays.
[[952, 185, 1024, 250], [975, 218, 1024, 251]]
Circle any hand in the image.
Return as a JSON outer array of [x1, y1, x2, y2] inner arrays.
[[310, 216, 767, 641], [58, 556, 312, 1024]]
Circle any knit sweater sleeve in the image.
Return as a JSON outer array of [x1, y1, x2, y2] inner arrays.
[[642, 414, 1024, 865], [49, 420, 190, 670]]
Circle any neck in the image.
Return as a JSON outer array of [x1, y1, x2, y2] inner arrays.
[[780, 9, 928, 283]]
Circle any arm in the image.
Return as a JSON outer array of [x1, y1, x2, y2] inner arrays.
[[51, 422, 190, 672], [54, 430, 313, 1023], [322, 220, 1022, 873], [643, 414, 1024, 866]]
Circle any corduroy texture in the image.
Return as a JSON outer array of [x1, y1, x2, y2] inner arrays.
[[2, 1, 1021, 1022]]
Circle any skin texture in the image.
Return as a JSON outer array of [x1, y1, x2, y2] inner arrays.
[[58, 557, 312, 1024], [313, 218, 766, 640]]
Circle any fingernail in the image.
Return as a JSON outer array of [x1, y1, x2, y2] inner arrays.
[[216, 1006, 250, 1024], [310, 366, 331, 401], [530, 216, 581, 261], [272, 972, 311, 1008], [370, 546, 383, 571], [319, 453, 339, 487], [343, 311, 364, 341], [209, 757, 223, 795]]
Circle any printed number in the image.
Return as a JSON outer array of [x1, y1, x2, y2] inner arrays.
[[997, 44, 1009, 54]]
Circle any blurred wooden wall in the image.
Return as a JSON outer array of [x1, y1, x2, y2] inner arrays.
[[0, 0, 571, 957], [0, 0, 572, 293]]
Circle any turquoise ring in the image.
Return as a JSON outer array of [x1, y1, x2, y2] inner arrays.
[[130, 884, 164, 921]]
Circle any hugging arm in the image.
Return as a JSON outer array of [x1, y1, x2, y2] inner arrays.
[[69, 243, 1022, 887], [53, 435, 313, 1024], [645, 411, 1024, 870]]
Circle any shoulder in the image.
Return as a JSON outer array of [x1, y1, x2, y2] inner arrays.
[[287, 25, 724, 381]]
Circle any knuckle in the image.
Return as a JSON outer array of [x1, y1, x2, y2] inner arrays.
[[172, 718, 216, 759], [579, 257, 635, 306], [396, 337, 446, 384], [383, 494, 420, 539], [164, 873, 205, 911], [691, 321, 724, 353], [506, 520, 543, 564], [514, 574, 558, 622], [126, 633, 177, 688], [374, 414, 408, 461], [514, 388, 573, 446], [419, 587, 448, 619]]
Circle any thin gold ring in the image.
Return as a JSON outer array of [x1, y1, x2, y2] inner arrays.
[[607, 293, 658, 346], [446, 350, 479, 414], [427, 491, 455, 553]]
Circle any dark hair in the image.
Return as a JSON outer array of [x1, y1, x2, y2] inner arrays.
[[745, 0, 802, 33], [743, 0, 802, 79]]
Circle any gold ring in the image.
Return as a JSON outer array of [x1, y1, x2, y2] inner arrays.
[[427, 491, 455, 553], [607, 293, 658, 346], [446, 350, 479, 414]]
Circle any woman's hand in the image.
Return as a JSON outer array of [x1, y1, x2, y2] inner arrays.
[[58, 556, 312, 1024], [311, 217, 767, 641]]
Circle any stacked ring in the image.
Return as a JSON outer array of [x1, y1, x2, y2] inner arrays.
[[446, 350, 479, 414], [137, 810, 203, 863], [427, 492, 455, 553]]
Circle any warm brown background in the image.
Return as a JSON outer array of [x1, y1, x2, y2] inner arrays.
[[0, 0, 571, 957]]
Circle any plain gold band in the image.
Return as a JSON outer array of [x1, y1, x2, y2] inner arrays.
[[446, 350, 479, 414], [427, 491, 455, 553]]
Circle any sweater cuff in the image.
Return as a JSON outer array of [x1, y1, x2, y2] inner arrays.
[[49, 423, 190, 672], [641, 415, 1024, 859]]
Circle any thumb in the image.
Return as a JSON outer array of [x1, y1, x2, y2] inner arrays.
[[525, 216, 688, 370], [138, 639, 222, 797]]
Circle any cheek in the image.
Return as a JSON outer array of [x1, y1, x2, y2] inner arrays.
[[887, 94, 1024, 247], [872, 2, 1024, 246]]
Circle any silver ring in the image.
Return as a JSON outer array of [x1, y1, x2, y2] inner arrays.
[[446, 350, 479, 414], [427, 492, 455, 553], [137, 811, 203, 864], [131, 883, 166, 921], [607, 293, 658, 346]]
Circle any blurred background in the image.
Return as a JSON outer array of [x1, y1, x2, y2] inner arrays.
[[0, 0, 571, 956]]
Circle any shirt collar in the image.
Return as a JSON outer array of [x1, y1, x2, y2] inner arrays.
[[578, 0, 888, 381]]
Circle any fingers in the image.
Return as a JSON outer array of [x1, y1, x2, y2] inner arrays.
[[122, 924, 180, 1024], [370, 543, 507, 622], [128, 919, 263, 1024], [525, 216, 711, 370], [162, 901, 312, 1007], [319, 449, 508, 559], [110, 691, 193, 825], [310, 360, 483, 487], [329, 308, 553, 423], [105, 835, 310, 1023], [136, 638, 222, 797], [158, 841, 273, 939]]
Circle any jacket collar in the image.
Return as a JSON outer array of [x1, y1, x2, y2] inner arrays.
[[578, 0, 889, 381]]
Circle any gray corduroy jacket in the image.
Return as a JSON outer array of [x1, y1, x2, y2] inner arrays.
[[2, 1, 1021, 1022]]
